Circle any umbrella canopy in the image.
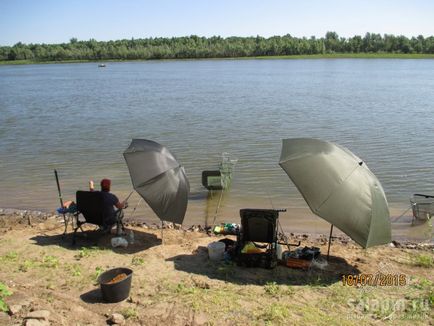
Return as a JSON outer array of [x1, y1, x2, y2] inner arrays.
[[279, 138, 391, 248], [123, 139, 189, 224]]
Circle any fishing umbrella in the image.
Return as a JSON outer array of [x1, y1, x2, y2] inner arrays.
[[123, 139, 189, 224], [279, 138, 391, 249]]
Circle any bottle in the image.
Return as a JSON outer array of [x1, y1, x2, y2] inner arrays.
[[276, 244, 283, 261]]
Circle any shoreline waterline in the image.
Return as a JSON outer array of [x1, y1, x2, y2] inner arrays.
[[1, 53, 434, 66], [1, 197, 431, 244]]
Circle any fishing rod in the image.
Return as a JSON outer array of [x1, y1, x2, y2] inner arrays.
[[129, 197, 143, 219], [54, 169, 68, 235], [123, 191, 134, 204]]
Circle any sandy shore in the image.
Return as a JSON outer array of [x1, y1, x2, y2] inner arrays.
[[0, 209, 433, 325]]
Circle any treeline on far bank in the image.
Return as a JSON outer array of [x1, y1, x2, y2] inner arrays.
[[1, 32, 434, 62]]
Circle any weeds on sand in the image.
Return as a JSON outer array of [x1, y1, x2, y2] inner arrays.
[[92, 266, 104, 284], [0, 251, 18, 262], [0, 282, 12, 312], [297, 305, 353, 326], [121, 307, 138, 319], [263, 282, 294, 297], [411, 278, 433, 291], [175, 282, 198, 295], [264, 282, 279, 296], [18, 258, 38, 272], [74, 246, 103, 260], [256, 303, 290, 324], [132, 256, 145, 266], [64, 263, 82, 277], [411, 254, 434, 268], [41, 255, 59, 268]]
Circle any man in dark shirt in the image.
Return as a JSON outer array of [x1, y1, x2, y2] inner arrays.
[[93, 179, 128, 230]]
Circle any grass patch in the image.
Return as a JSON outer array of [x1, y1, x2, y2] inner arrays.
[[175, 282, 198, 295], [18, 258, 38, 272], [256, 303, 290, 324], [401, 298, 432, 321], [121, 307, 138, 319], [411, 254, 434, 268], [41, 255, 59, 268], [91, 266, 104, 284], [65, 263, 82, 277], [131, 256, 145, 266], [411, 277, 433, 291], [0, 282, 12, 312], [163, 280, 242, 315], [264, 282, 279, 296], [1, 251, 18, 262], [263, 282, 294, 297], [74, 246, 103, 260]]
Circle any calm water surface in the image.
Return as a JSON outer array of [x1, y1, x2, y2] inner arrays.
[[0, 59, 433, 241]]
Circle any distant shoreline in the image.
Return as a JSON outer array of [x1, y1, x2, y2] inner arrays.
[[1, 53, 434, 65]]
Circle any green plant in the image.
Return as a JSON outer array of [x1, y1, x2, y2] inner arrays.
[[264, 282, 279, 296], [132, 256, 145, 266], [92, 266, 104, 284], [41, 255, 59, 268], [258, 303, 289, 323], [412, 254, 434, 268], [0, 282, 12, 312], [411, 278, 433, 290], [121, 307, 138, 319], [75, 246, 101, 260], [1, 251, 18, 262], [18, 259, 38, 272], [402, 298, 431, 321], [68, 263, 82, 277], [175, 282, 197, 295]]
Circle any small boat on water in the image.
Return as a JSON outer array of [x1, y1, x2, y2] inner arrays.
[[98, 63, 106, 68], [410, 194, 434, 221]]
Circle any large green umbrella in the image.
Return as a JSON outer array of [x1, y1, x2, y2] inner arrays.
[[123, 139, 189, 225], [279, 138, 391, 249]]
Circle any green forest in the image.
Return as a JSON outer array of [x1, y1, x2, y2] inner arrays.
[[1, 32, 434, 63]]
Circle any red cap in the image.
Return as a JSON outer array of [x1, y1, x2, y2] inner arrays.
[[100, 178, 111, 191]]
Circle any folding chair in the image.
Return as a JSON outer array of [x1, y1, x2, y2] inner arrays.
[[73, 191, 124, 244], [235, 209, 280, 269]]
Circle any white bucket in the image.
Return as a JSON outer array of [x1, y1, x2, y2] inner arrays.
[[207, 241, 225, 261]]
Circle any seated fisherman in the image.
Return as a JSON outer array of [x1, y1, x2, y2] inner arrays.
[[92, 178, 128, 230]]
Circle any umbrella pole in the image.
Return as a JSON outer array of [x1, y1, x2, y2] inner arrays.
[[211, 190, 224, 227], [161, 220, 164, 245], [327, 224, 334, 261]]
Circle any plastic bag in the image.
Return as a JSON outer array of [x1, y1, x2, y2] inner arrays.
[[111, 237, 128, 248]]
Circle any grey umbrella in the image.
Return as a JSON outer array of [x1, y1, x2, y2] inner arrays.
[[279, 138, 391, 249], [123, 139, 189, 224]]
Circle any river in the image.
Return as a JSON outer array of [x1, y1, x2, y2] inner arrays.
[[0, 59, 433, 241]]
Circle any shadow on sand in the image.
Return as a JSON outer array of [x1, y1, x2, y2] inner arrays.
[[80, 289, 105, 304], [167, 246, 360, 286], [30, 228, 161, 254]]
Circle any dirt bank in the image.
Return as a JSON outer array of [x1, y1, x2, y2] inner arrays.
[[0, 210, 432, 325]]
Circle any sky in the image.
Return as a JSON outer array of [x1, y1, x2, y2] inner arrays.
[[1, 0, 433, 46]]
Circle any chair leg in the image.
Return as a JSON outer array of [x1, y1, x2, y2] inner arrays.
[[72, 226, 79, 245], [72, 221, 85, 245]]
